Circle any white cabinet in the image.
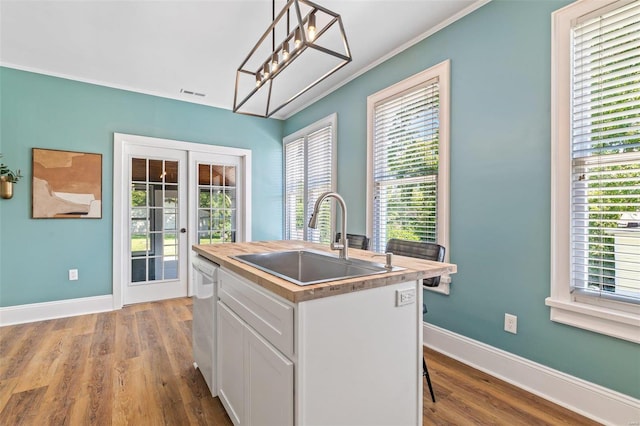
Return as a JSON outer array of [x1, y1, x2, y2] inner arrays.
[[217, 269, 294, 426], [245, 324, 293, 426], [215, 266, 422, 426], [217, 268, 294, 357], [217, 302, 246, 425]]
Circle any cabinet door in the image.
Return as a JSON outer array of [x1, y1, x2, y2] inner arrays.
[[245, 326, 294, 426], [217, 302, 245, 426]]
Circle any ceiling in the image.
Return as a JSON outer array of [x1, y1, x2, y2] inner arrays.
[[0, 0, 484, 119]]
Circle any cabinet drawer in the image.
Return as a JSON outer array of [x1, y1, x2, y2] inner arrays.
[[218, 268, 294, 357]]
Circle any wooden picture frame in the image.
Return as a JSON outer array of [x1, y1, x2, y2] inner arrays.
[[32, 148, 102, 219]]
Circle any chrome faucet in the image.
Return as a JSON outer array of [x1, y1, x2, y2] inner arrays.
[[308, 191, 349, 259]]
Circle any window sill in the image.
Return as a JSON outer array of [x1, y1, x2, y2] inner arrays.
[[424, 275, 450, 295], [545, 297, 640, 344]]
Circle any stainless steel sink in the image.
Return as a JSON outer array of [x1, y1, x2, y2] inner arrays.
[[231, 249, 404, 286]]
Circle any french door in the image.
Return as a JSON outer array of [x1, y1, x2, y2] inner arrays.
[[124, 146, 188, 304], [113, 133, 251, 307]]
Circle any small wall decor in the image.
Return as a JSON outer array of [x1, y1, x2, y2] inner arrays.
[[32, 148, 102, 218], [0, 153, 22, 199]]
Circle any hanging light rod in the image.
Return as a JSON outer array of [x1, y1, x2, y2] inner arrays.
[[233, 0, 352, 118]]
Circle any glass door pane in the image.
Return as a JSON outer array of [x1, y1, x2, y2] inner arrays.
[[197, 163, 237, 244], [130, 157, 180, 283]]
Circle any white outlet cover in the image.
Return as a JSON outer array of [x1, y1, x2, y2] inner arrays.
[[504, 313, 517, 334], [396, 288, 415, 307], [69, 269, 78, 281]]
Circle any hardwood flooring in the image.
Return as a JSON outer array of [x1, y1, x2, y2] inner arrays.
[[0, 298, 600, 425], [422, 348, 600, 425]]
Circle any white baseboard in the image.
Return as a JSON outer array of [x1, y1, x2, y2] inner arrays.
[[423, 322, 640, 426], [0, 295, 114, 326]]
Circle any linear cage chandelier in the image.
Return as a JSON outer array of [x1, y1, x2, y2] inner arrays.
[[233, 0, 352, 118]]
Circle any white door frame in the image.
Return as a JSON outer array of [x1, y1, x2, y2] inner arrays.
[[113, 133, 252, 309]]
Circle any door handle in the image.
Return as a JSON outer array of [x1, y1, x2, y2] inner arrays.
[[180, 228, 187, 233]]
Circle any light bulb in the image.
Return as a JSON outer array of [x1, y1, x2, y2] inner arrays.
[[256, 72, 262, 87], [308, 13, 316, 41], [271, 52, 279, 73], [282, 40, 290, 60], [294, 27, 302, 47], [263, 63, 270, 79]]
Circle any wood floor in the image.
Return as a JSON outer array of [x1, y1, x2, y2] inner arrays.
[[0, 298, 600, 425]]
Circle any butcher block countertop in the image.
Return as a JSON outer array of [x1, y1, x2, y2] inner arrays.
[[193, 240, 457, 303]]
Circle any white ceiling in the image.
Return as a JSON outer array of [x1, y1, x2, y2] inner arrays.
[[0, 0, 484, 119]]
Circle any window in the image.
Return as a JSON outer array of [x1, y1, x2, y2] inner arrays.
[[548, 0, 640, 343], [367, 60, 450, 293], [283, 114, 337, 243]]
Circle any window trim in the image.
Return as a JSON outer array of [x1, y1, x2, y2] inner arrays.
[[366, 60, 451, 295], [283, 113, 337, 241], [546, 0, 640, 343]]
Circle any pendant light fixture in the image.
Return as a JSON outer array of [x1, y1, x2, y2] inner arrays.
[[233, 0, 352, 118]]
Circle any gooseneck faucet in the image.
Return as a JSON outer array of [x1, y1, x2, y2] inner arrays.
[[308, 192, 349, 259]]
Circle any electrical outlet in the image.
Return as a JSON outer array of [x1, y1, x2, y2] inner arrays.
[[504, 313, 517, 334], [69, 269, 78, 281], [396, 288, 416, 307]]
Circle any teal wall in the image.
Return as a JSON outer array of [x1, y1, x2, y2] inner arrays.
[[0, 67, 283, 307], [284, 1, 640, 398]]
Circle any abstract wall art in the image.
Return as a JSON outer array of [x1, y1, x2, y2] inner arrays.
[[32, 148, 102, 218]]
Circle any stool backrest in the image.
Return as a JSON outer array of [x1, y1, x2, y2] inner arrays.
[[385, 239, 445, 287], [335, 233, 370, 250]]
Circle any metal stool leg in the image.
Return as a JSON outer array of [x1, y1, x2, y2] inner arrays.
[[423, 356, 436, 403], [422, 303, 436, 402]]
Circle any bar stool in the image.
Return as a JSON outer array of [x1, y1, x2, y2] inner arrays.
[[384, 238, 446, 403]]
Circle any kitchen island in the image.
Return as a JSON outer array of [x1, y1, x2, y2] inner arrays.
[[193, 240, 456, 426]]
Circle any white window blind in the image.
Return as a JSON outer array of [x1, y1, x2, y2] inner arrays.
[[372, 80, 440, 253], [283, 115, 335, 243], [284, 138, 305, 240], [571, 0, 640, 302], [306, 126, 333, 243]]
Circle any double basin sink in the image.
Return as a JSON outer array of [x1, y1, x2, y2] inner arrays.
[[232, 249, 404, 286]]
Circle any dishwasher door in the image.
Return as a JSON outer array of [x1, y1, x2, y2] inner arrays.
[[192, 255, 218, 396]]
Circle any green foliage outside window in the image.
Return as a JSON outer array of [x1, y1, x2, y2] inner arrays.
[[199, 190, 235, 243], [582, 46, 640, 292], [378, 101, 440, 245]]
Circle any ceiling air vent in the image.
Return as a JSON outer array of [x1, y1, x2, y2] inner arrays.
[[180, 88, 206, 97]]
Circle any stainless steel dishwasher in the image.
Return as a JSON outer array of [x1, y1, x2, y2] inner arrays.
[[192, 255, 218, 396]]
